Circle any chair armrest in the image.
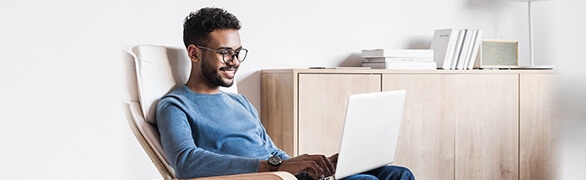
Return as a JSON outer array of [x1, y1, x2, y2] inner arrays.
[[179, 171, 296, 180]]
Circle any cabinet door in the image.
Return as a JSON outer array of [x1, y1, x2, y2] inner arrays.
[[261, 72, 296, 156], [383, 74, 456, 180], [520, 74, 554, 180], [455, 74, 519, 180], [298, 74, 381, 156]]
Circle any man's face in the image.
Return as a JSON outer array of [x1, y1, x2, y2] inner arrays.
[[199, 29, 241, 87]]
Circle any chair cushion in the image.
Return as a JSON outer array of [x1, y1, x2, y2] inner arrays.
[[130, 45, 238, 124], [132, 45, 189, 124]]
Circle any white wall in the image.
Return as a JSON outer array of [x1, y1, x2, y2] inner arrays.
[[546, 1, 586, 179], [1, 0, 584, 179]]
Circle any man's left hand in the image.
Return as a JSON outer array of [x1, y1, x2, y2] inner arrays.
[[328, 153, 338, 169]]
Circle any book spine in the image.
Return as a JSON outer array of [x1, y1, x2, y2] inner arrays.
[[365, 57, 434, 62], [385, 61, 437, 70], [463, 30, 478, 69], [456, 29, 472, 70], [362, 61, 437, 70], [468, 30, 483, 70], [443, 29, 459, 70], [384, 50, 434, 58], [361, 49, 384, 58], [451, 29, 465, 70], [362, 62, 386, 69]]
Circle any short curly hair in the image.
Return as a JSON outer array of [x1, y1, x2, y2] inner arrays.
[[183, 7, 241, 48]]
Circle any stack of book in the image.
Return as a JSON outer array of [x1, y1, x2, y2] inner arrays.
[[361, 49, 436, 70], [430, 28, 483, 70]]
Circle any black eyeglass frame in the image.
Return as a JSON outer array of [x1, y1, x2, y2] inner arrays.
[[196, 45, 248, 64]]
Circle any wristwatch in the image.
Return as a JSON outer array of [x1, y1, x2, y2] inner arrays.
[[267, 154, 282, 171]]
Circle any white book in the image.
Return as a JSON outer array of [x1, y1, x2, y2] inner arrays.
[[361, 49, 433, 58], [467, 30, 483, 70], [430, 28, 459, 69], [463, 30, 478, 69], [365, 57, 434, 62], [456, 29, 473, 70], [450, 30, 466, 70], [362, 61, 437, 70]]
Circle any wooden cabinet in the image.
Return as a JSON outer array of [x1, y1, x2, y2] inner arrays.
[[298, 74, 381, 155], [519, 74, 554, 180], [382, 74, 456, 179], [261, 69, 553, 180], [453, 74, 519, 180]]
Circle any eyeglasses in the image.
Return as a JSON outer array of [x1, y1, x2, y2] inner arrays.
[[196, 46, 248, 64]]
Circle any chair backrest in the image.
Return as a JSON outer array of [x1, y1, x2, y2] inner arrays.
[[122, 45, 238, 179]]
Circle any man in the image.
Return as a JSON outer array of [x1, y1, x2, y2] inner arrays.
[[156, 7, 414, 180]]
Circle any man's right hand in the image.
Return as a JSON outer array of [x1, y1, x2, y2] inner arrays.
[[260, 154, 336, 179]]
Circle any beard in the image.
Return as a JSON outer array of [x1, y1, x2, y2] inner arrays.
[[201, 57, 236, 87]]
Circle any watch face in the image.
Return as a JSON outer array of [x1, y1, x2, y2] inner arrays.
[[268, 156, 282, 166]]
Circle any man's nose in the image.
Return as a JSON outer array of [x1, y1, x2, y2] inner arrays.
[[226, 55, 240, 66]]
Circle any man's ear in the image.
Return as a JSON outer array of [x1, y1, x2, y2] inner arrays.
[[187, 44, 199, 62]]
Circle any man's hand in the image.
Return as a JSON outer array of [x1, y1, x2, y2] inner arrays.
[[280, 154, 336, 179], [328, 153, 339, 168], [259, 154, 336, 179]]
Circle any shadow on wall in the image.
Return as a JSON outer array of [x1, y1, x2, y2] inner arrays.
[[554, 74, 586, 179], [337, 54, 363, 67], [467, 0, 499, 8], [237, 71, 262, 111], [407, 37, 431, 49]]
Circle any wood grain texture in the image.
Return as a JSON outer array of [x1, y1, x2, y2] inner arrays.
[[455, 74, 519, 180], [520, 74, 555, 180], [298, 74, 381, 156], [382, 74, 456, 180], [260, 69, 553, 180], [261, 72, 297, 156]]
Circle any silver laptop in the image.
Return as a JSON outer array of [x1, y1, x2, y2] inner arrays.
[[333, 90, 406, 179]]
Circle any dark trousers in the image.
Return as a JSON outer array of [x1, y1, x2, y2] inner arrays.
[[295, 165, 415, 180]]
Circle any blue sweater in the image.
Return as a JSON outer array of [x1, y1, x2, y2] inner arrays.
[[156, 85, 290, 178]]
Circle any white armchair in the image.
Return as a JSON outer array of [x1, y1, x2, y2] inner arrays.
[[122, 45, 296, 180]]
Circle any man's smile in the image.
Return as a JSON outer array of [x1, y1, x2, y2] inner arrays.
[[219, 66, 238, 78]]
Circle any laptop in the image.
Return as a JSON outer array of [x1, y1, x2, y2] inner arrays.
[[331, 90, 406, 179]]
